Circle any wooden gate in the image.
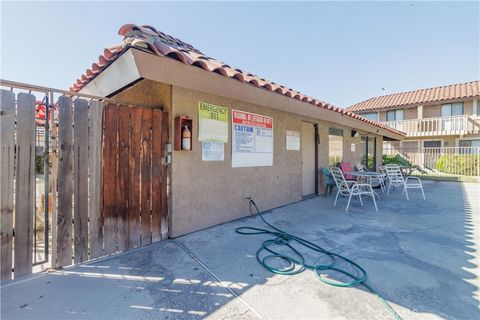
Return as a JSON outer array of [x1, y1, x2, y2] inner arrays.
[[1, 82, 169, 281], [102, 104, 168, 255]]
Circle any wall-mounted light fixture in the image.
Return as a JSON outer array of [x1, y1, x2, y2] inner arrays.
[[351, 129, 360, 138]]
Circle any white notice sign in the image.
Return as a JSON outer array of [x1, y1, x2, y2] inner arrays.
[[198, 102, 228, 143], [286, 130, 300, 150], [232, 110, 273, 167], [202, 142, 224, 161]]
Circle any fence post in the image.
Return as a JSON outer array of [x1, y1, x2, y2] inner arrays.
[[14, 93, 36, 278], [50, 92, 58, 270], [0, 90, 16, 280], [88, 101, 104, 259], [73, 99, 89, 263], [55, 96, 74, 268]]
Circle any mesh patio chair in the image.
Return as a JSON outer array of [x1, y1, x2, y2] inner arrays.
[[339, 162, 355, 180], [355, 163, 366, 172], [379, 165, 388, 181], [321, 167, 336, 197], [330, 167, 378, 212], [384, 164, 425, 200]]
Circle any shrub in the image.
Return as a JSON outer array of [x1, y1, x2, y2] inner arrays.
[[35, 155, 44, 174], [361, 155, 374, 169], [382, 154, 412, 166], [435, 154, 480, 176]]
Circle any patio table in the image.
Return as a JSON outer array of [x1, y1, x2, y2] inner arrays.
[[348, 171, 386, 198]]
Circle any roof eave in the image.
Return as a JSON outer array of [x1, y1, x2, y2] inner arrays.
[[79, 49, 141, 97], [81, 47, 405, 141]]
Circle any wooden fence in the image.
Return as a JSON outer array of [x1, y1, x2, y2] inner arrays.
[[0, 85, 168, 281]]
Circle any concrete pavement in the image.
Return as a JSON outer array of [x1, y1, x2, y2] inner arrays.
[[1, 181, 479, 319]]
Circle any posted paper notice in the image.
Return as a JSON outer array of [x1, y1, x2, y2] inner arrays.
[[198, 102, 228, 143], [286, 130, 300, 150], [232, 109, 273, 167], [202, 141, 224, 161]]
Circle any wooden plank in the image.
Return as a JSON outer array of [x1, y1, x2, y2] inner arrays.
[[160, 111, 169, 240], [129, 108, 142, 249], [50, 93, 58, 268], [88, 100, 104, 259], [103, 104, 118, 255], [116, 106, 130, 252], [140, 109, 152, 245], [73, 99, 89, 263], [56, 95, 74, 268], [0, 90, 16, 280], [151, 110, 163, 242], [14, 93, 36, 277]]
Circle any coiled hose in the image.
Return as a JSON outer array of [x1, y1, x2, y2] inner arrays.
[[235, 197, 402, 320]]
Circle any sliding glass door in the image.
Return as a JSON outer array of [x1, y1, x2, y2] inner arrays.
[[361, 136, 377, 171]]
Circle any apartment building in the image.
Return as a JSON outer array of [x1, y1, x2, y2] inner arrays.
[[346, 81, 480, 150]]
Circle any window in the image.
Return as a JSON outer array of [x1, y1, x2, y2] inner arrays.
[[459, 139, 480, 147], [386, 109, 404, 121], [361, 136, 377, 170], [363, 112, 378, 121], [424, 141, 441, 148], [328, 128, 344, 164], [477, 100, 480, 116], [441, 102, 463, 117]]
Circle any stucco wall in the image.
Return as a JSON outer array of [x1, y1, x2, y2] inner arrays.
[[403, 108, 417, 120], [377, 108, 416, 121], [423, 100, 475, 118], [114, 80, 172, 111], [113, 80, 388, 238], [464, 100, 474, 115], [170, 86, 302, 237], [170, 86, 383, 237]]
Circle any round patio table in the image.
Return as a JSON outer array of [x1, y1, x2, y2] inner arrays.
[[348, 171, 386, 198]]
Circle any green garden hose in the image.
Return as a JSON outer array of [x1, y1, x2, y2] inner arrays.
[[236, 197, 402, 320]]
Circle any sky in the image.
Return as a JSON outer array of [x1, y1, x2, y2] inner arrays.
[[1, 1, 479, 107]]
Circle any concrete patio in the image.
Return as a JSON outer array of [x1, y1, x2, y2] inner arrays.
[[1, 180, 479, 320]]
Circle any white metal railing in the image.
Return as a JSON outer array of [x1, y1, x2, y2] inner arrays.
[[383, 115, 470, 136], [383, 146, 480, 177]]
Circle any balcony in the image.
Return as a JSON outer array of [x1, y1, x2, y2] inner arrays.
[[382, 115, 480, 137]]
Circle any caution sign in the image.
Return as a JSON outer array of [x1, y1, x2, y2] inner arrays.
[[232, 109, 273, 167]]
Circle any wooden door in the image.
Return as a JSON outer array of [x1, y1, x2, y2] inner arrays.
[[102, 104, 168, 254]]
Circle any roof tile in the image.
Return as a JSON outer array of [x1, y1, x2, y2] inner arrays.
[[348, 80, 480, 112], [71, 23, 404, 137]]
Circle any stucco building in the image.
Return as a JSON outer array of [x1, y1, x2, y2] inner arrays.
[[346, 81, 480, 150], [72, 24, 404, 237]]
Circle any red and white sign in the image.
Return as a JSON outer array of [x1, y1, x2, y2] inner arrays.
[[232, 110, 273, 129], [232, 109, 273, 168]]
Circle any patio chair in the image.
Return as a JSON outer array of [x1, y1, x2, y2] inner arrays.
[[330, 167, 378, 212], [320, 167, 336, 197], [355, 163, 366, 172], [339, 162, 355, 180], [379, 166, 389, 189], [384, 164, 425, 200]]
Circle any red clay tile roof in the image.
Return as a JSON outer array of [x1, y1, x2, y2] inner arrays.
[[347, 81, 480, 113], [70, 24, 405, 137]]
